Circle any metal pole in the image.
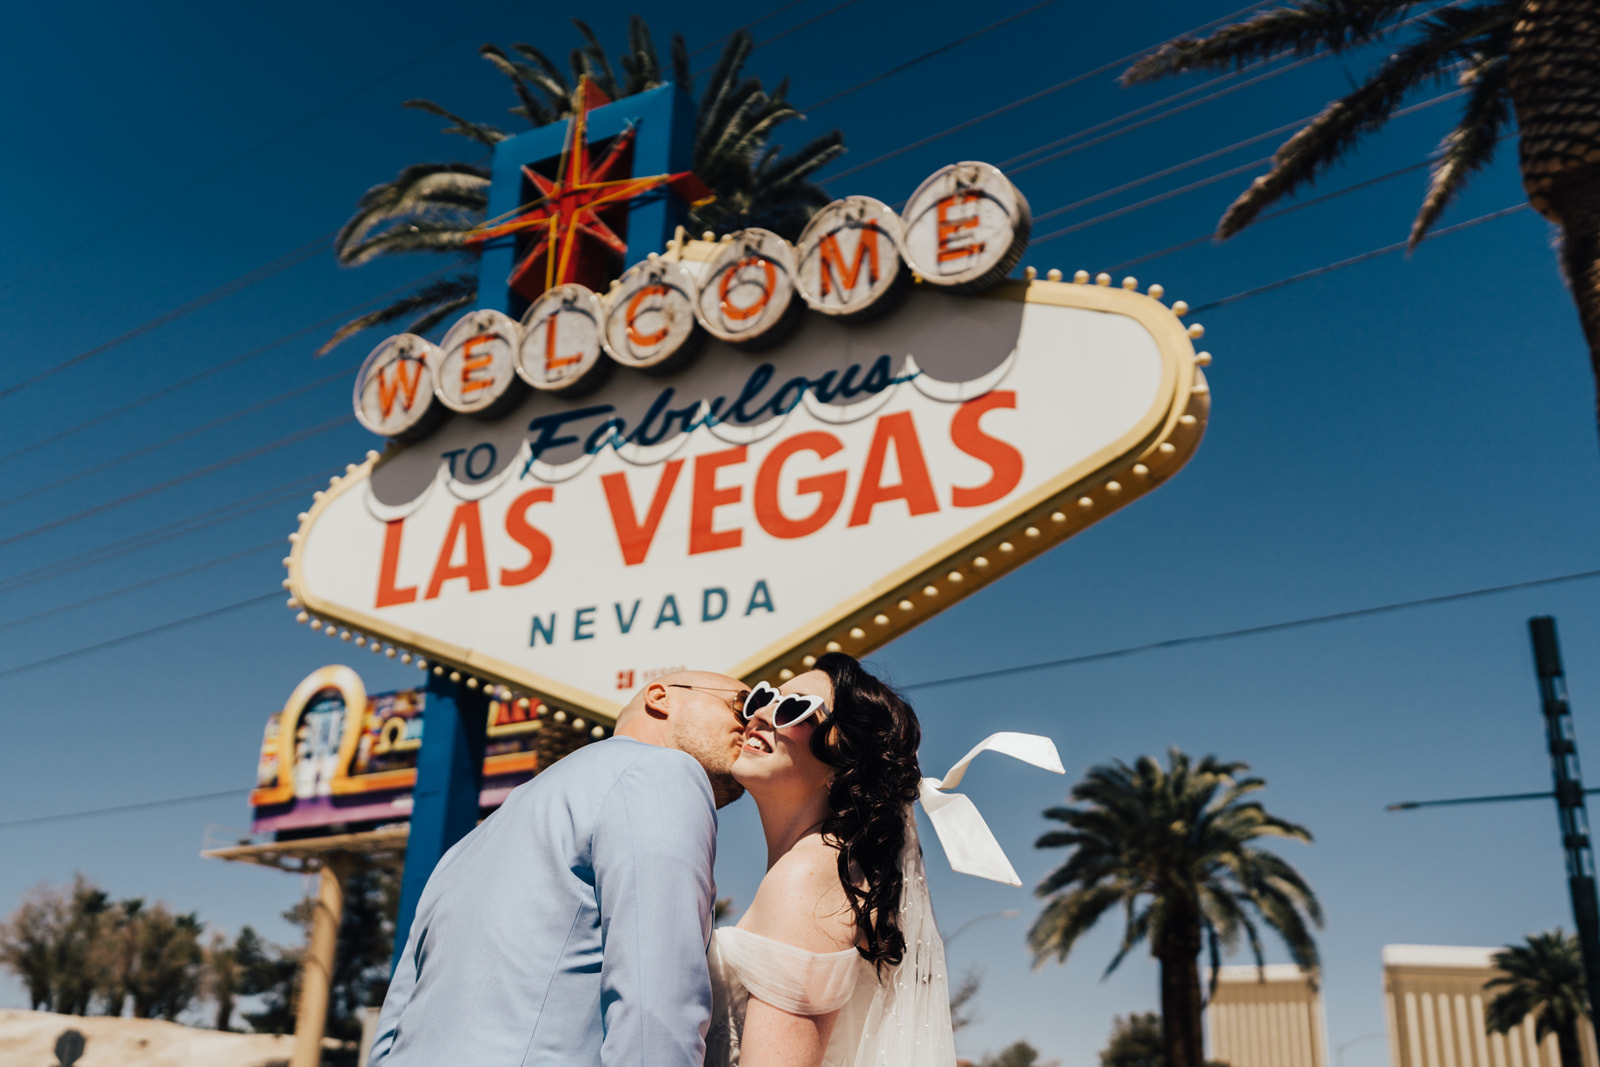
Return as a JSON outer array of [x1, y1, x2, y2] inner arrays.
[[1529, 615, 1600, 1015], [391, 672, 489, 971], [291, 853, 352, 1067]]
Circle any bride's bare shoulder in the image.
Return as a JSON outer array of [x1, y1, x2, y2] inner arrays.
[[740, 839, 857, 953]]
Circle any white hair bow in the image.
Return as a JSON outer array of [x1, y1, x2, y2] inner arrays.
[[917, 732, 1065, 886]]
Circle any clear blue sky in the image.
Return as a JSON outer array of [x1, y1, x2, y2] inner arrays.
[[0, 1, 1592, 1065]]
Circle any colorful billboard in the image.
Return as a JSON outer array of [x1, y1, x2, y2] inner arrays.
[[249, 665, 559, 835]]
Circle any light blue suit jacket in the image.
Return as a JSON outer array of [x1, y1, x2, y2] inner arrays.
[[369, 737, 718, 1066]]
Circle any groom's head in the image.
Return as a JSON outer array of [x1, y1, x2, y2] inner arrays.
[[613, 671, 748, 807]]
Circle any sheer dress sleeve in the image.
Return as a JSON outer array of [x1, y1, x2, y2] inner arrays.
[[715, 927, 861, 1016]]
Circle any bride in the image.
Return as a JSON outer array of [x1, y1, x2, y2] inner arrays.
[[707, 652, 1060, 1067]]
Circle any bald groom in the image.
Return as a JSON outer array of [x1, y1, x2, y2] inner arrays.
[[368, 671, 750, 1066]]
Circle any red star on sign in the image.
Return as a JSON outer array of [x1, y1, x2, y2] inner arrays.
[[465, 79, 712, 302]]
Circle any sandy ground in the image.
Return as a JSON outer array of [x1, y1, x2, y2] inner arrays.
[[0, 1009, 300, 1067]]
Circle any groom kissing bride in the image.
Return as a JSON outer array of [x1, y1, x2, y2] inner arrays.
[[369, 654, 1061, 1067]]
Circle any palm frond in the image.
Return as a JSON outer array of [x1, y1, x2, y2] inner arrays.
[[1123, 0, 1424, 83], [479, 45, 559, 127], [570, 19, 620, 100], [332, 17, 844, 351], [402, 99, 508, 145], [315, 274, 477, 357], [1026, 883, 1126, 967], [335, 163, 491, 257], [337, 220, 478, 267], [510, 43, 572, 101], [1217, 3, 1516, 237], [1409, 41, 1513, 247], [625, 15, 662, 94], [671, 32, 692, 90], [407, 289, 478, 335]]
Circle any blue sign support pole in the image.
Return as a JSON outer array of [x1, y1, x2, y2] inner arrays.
[[391, 672, 489, 971], [388, 83, 696, 971]]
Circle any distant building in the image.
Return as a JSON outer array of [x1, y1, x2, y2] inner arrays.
[[1382, 945, 1597, 1067], [1207, 963, 1328, 1067]]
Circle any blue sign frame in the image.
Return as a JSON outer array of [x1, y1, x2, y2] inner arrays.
[[475, 83, 699, 317]]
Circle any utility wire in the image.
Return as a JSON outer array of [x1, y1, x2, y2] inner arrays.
[[0, 790, 250, 832], [0, 416, 352, 551], [902, 566, 1600, 693], [12, 561, 1600, 828], [695, 0, 868, 75], [0, 369, 351, 513], [0, 269, 446, 470], [0, 591, 282, 682], [0, 268, 450, 459], [0, 0, 529, 298], [1189, 203, 1531, 313], [991, 0, 1465, 182], [748, 0, 865, 54], [1103, 157, 1439, 273], [0, 236, 332, 402], [690, 0, 814, 56], [824, 0, 1276, 184], [0, 540, 285, 633], [1017, 91, 1461, 248], [0, 469, 338, 598], [1034, 155, 1275, 243], [1008, 55, 1319, 178], [801, 0, 1066, 113]]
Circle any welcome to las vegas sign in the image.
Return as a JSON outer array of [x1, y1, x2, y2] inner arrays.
[[284, 161, 1211, 723]]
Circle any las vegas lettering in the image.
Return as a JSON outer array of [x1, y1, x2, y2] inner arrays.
[[372, 392, 1022, 647]]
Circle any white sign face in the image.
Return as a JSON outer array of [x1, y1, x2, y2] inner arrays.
[[436, 310, 522, 414], [794, 198, 908, 318], [695, 229, 801, 345], [290, 273, 1208, 720], [517, 285, 606, 392], [353, 334, 442, 439], [601, 259, 701, 370], [901, 162, 1031, 290]]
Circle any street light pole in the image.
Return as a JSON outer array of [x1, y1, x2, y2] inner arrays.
[[1529, 616, 1600, 1017]]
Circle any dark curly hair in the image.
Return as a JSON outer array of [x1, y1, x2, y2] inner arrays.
[[808, 652, 923, 970]]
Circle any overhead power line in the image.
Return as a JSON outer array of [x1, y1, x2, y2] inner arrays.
[[824, 0, 1277, 184], [0, 369, 351, 513], [11, 560, 1600, 829], [0, 236, 332, 402], [0, 0, 529, 298], [1011, 89, 1462, 251], [0, 540, 285, 634], [1189, 203, 1532, 313], [902, 565, 1600, 693], [690, 0, 813, 56], [0, 416, 352, 551], [748, 0, 865, 53], [1008, 55, 1319, 179], [0, 590, 283, 682], [0, 468, 339, 598], [1103, 156, 1441, 274], [0, 268, 447, 469], [0, 790, 250, 832], [801, 0, 1067, 113]]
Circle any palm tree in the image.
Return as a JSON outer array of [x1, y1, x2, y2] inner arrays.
[[321, 17, 844, 355], [1121, 1, 1600, 439], [1028, 748, 1322, 1067], [1486, 930, 1590, 1067]]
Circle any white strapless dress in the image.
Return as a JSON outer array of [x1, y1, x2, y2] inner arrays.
[[705, 926, 879, 1067]]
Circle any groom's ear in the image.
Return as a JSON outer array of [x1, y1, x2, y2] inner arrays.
[[642, 682, 672, 720]]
